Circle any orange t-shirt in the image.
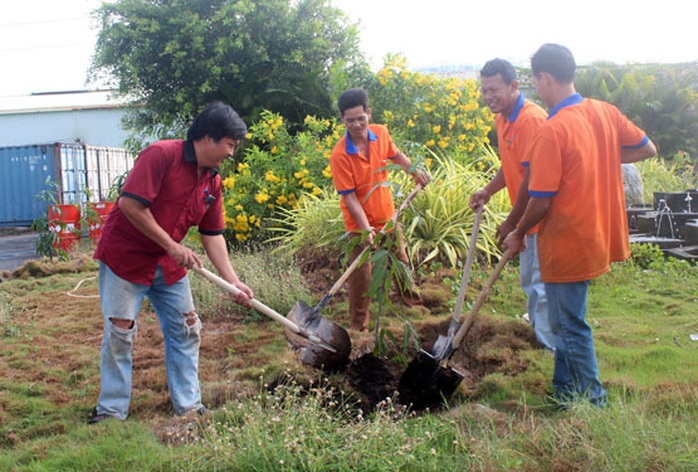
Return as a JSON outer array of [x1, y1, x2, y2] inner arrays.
[[329, 124, 398, 232], [528, 95, 648, 283], [496, 94, 547, 234]]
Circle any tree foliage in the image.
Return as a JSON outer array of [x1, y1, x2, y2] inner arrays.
[[574, 62, 698, 160], [90, 0, 365, 148]]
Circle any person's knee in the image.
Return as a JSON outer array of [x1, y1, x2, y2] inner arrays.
[[109, 317, 134, 330], [182, 311, 201, 337]]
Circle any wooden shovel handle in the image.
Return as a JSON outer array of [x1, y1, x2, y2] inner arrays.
[[451, 205, 484, 322], [450, 249, 512, 350], [326, 184, 423, 297], [191, 266, 304, 335]]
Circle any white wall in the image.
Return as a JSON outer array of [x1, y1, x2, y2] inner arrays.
[[0, 107, 130, 148]]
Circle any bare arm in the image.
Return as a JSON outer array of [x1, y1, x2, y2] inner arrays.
[[119, 196, 201, 268], [621, 139, 657, 163], [342, 191, 375, 243], [496, 168, 531, 244], [201, 234, 253, 305], [502, 196, 551, 256], [391, 150, 430, 187], [469, 167, 506, 210]]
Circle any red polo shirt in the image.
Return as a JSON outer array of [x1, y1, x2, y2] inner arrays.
[[94, 139, 224, 285]]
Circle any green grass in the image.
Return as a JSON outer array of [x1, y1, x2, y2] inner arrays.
[[0, 248, 697, 471]]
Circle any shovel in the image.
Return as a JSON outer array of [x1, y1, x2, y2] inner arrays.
[[430, 205, 484, 361], [191, 266, 351, 370], [290, 184, 423, 333], [398, 249, 512, 408]]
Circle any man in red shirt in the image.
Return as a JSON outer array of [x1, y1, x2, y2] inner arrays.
[[330, 88, 429, 331], [89, 102, 254, 423], [504, 44, 656, 407], [470, 58, 554, 351]]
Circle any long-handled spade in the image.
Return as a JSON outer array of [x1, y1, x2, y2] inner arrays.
[[430, 205, 484, 360], [398, 249, 512, 409], [288, 185, 423, 364], [192, 266, 351, 370]]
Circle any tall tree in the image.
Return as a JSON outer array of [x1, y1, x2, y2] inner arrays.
[[90, 0, 365, 146]]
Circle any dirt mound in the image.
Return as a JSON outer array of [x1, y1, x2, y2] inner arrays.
[[1, 255, 97, 281]]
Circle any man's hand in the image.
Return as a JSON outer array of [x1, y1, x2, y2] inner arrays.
[[469, 189, 491, 211], [502, 229, 527, 256], [168, 243, 202, 269], [230, 281, 254, 308], [496, 217, 517, 245], [411, 169, 431, 188]]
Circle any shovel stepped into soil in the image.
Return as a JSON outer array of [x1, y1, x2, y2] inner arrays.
[[192, 266, 351, 370], [431, 205, 484, 361], [399, 249, 512, 409], [291, 184, 423, 334]]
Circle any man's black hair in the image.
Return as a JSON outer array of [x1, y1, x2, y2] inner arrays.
[[531, 43, 576, 84], [480, 58, 518, 85], [186, 101, 247, 142], [337, 88, 369, 115]]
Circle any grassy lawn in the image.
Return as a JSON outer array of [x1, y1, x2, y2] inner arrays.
[[0, 244, 696, 471]]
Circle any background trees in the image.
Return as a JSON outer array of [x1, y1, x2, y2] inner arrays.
[[91, 0, 364, 148]]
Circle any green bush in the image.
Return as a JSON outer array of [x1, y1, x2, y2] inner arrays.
[[364, 54, 494, 161]]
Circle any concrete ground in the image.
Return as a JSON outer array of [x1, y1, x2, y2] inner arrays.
[[0, 228, 38, 271]]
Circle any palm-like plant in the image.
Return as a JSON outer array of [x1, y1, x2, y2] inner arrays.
[[401, 146, 509, 267]]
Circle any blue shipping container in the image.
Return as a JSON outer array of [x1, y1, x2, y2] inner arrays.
[[0, 144, 57, 227], [0, 143, 133, 227]]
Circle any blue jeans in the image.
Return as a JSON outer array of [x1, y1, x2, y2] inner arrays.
[[96, 262, 202, 419], [546, 281, 607, 406], [519, 233, 555, 351]]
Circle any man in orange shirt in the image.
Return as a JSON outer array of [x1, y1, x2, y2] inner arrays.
[[330, 88, 429, 331], [470, 58, 554, 351], [503, 44, 656, 407]]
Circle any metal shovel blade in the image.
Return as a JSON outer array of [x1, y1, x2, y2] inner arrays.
[[288, 300, 351, 371], [398, 349, 464, 409]]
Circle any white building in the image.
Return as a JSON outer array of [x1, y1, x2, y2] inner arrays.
[[0, 89, 132, 148]]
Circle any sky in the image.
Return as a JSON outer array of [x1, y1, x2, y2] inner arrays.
[[1, 0, 696, 97]]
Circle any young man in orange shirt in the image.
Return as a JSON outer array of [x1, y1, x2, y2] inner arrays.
[[470, 58, 554, 351], [503, 44, 657, 407], [330, 88, 429, 331]]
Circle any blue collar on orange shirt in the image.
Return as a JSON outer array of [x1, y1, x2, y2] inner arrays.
[[548, 93, 583, 119], [507, 93, 525, 122], [345, 128, 378, 155]]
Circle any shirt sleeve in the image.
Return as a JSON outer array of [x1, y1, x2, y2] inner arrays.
[[121, 144, 171, 205], [528, 129, 562, 197], [330, 147, 356, 194]]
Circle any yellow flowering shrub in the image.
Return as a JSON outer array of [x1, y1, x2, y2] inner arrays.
[[220, 110, 341, 243], [367, 54, 494, 161]]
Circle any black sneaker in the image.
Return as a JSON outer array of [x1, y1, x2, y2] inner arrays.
[[88, 408, 120, 424]]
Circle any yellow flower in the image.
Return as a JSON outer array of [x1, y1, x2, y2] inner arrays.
[[322, 165, 332, 178], [276, 195, 288, 205], [311, 187, 321, 196], [271, 146, 278, 154], [235, 233, 247, 242], [222, 176, 235, 190], [265, 170, 280, 183], [432, 125, 441, 134], [426, 139, 435, 147], [255, 192, 270, 204], [300, 159, 306, 166], [407, 119, 415, 128]]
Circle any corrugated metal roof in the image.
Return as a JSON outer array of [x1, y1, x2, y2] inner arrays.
[[0, 90, 132, 115]]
